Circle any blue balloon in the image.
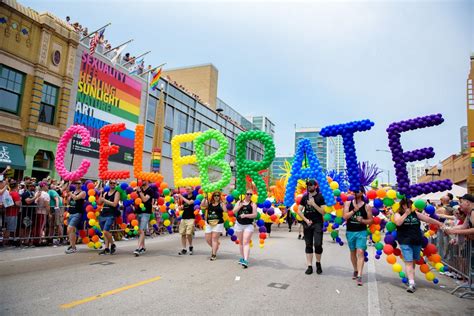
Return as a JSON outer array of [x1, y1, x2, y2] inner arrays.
[[227, 228, 234, 236], [120, 182, 128, 190], [263, 200, 272, 208], [256, 219, 265, 227], [104, 186, 110, 192], [375, 255, 380, 260], [376, 250, 383, 256], [425, 204, 435, 215], [402, 277, 408, 284], [433, 278, 439, 284], [226, 195, 234, 203], [374, 199, 383, 208]]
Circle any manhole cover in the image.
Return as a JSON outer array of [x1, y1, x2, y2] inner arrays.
[[268, 283, 289, 290], [89, 261, 115, 266]]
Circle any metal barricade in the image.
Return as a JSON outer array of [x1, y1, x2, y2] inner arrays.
[[435, 233, 473, 298]]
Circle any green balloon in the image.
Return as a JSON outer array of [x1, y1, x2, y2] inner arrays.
[[396, 192, 405, 200], [150, 213, 156, 220], [334, 217, 343, 225], [197, 194, 204, 201], [162, 213, 169, 220], [224, 220, 230, 229], [330, 230, 339, 239], [163, 188, 170, 196], [414, 199, 426, 210], [375, 242, 383, 251], [256, 212, 261, 220], [383, 197, 395, 207], [323, 213, 332, 221], [386, 221, 396, 232], [333, 189, 341, 196], [232, 190, 239, 198], [399, 271, 406, 278]]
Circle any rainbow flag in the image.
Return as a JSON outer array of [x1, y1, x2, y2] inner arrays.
[[150, 67, 162, 90]]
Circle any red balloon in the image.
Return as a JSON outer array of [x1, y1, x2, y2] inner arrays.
[[79, 230, 87, 238], [127, 213, 136, 223], [383, 244, 394, 255], [366, 190, 377, 200], [87, 182, 95, 190], [259, 233, 267, 240], [393, 248, 401, 257], [157, 197, 165, 205], [340, 193, 348, 202], [88, 228, 96, 237], [424, 243, 437, 257], [115, 217, 123, 224], [373, 217, 381, 225]]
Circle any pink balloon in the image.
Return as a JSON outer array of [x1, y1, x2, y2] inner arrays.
[[55, 125, 91, 181]]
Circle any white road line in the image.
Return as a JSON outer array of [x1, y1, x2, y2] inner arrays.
[[368, 247, 381, 316]]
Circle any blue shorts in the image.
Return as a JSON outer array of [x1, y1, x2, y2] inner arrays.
[[68, 213, 83, 229], [99, 216, 115, 232], [137, 213, 151, 231], [346, 230, 368, 251], [400, 244, 421, 262]]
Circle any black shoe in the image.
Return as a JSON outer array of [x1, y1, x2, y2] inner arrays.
[[110, 244, 116, 255], [99, 248, 110, 255], [179, 249, 187, 255], [298, 235, 301, 240], [305, 266, 313, 275], [139, 248, 146, 254], [133, 248, 140, 256], [316, 262, 322, 274], [189, 247, 193, 255]]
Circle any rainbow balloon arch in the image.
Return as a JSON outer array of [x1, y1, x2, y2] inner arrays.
[[55, 113, 452, 281]]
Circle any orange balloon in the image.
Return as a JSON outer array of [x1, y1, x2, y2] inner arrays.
[[131, 219, 139, 227], [430, 254, 442, 263], [88, 189, 96, 196], [386, 254, 397, 265], [135, 198, 142, 205], [376, 189, 386, 199], [420, 264, 430, 274], [82, 237, 90, 244], [130, 181, 137, 188], [160, 182, 169, 190], [91, 235, 99, 242], [87, 212, 96, 220]]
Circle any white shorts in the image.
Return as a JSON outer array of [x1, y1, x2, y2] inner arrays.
[[205, 223, 224, 234], [234, 222, 254, 233]]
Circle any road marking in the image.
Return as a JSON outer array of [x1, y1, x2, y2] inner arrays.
[[60, 276, 161, 309], [368, 248, 381, 316], [235, 276, 241, 281], [1, 253, 63, 262]]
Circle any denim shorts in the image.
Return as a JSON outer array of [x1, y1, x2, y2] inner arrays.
[[346, 230, 368, 251], [68, 213, 83, 229], [137, 213, 151, 230], [99, 215, 115, 231], [400, 244, 422, 262]]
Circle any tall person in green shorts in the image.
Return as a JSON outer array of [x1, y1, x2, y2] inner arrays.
[[343, 186, 373, 286]]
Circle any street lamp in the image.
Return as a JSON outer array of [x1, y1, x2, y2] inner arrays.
[[424, 161, 442, 181]]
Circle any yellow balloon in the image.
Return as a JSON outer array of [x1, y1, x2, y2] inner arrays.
[[95, 241, 102, 249], [125, 228, 130, 233], [392, 202, 400, 212], [134, 225, 139, 231], [87, 242, 95, 248], [88, 196, 96, 203], [251, 195, 258, 203], [425, 271, 435, 281], [163, 219, 171, 227], [387, 190, 397, 199], [435, 262, 443, 271], [330, 181, 339, 190], [296, 214, 302, 221], [259, 244, 264, 248], [392, 263, 403, 273], [327, 225, 333, 233], [169, 203, 176, 210], [164, 196, 171, 202], [95, 211, 100, 217], [89, 219, 96, 226], [229, 221, 234, 227], [336, 209, 343, 217], [372, 234, 381, 243], [150, 219, 157, 225], [324, 206, 333, 213]]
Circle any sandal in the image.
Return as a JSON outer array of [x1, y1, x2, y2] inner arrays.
[[352, 271, 358, 280]]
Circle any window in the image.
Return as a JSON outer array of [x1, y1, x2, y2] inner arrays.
[[144, 136, 153, 152], [33, 150, 53, 169], [145, 120, 155, 137], [162, 142, 171, 157], [39, 83, 58, 125], [0, 66, 24, 114], [174, 110, 188, 134], [165, 105, 174, 128], [164, 128, 172, 142], [147, 96, 158, 123]]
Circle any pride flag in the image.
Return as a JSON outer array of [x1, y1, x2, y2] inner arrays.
[[150, 67, 162, 90]]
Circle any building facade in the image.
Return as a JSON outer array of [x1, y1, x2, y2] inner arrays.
[[295, 127, 328, 171], [460, 126, 468, 153], [418, 153, 469, 188], [247, 116, 275, 139], [0, 0, 79, 180], [408, 163, 425, 185], [271, 155, 293, 180], [326, 135, 345, 173]]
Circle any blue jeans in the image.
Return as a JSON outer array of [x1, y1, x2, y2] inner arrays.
[[137, 213, 151, 230], [400, 244, 422, 262], [68, 213, 82, 229], [99, 216, 115, 231]]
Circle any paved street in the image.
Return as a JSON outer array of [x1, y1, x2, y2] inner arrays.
[[0, 225, 472, 315]]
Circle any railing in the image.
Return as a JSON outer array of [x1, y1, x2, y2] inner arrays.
[[434, 233, 473, 298]]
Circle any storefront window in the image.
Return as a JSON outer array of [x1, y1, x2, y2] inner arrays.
[[33, 150, 53, 169]]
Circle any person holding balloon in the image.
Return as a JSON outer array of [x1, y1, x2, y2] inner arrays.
[[394, 198, 444, 293], [296, 179, 326, 275], [233, 190, 258, 268], [343, 186, 373, 286], [98, 180, 120, 255], [65, 181, 86, 254], [201, 191, 226, 261], [133, 180, 154, 256]]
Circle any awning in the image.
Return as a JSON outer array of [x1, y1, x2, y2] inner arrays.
[[0, 142, 26, 170]]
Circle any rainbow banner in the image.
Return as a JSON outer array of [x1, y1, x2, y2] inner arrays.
[[152, 148, 161, 172], [150, 67, 162, 91], [72, 52, 142, 165]]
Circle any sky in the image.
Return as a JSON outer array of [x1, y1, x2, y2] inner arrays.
[[23, 0, 474, 183]]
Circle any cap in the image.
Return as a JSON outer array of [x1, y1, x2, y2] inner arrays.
[[306, 179, 317, 186], [459, 194, 474, 203]]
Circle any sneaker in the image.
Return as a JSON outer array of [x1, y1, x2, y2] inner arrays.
[[99, 248, 110, 255], [241, 259, 249, 268], [189, 247, 193, 255], [298, 235, 301, 240], [139, 248, 146, 254], [352, 271, 358, 280], [133, 248, 140, 256], [65, 247, 77, 254], [357, 276, 363, 286], [238, 258, 244, 265], [305, 266, 313, 275], [407, 284, 416, 293], [110, 244, 116, 255], [316, 262, 322, 274], [178, 249, 187, 255], [210, 254, 217, 261]]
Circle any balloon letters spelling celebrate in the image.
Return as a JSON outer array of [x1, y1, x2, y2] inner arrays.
[[194, 129, 232, 193], [98, 123, 130, 180], [235, 130, 275, 203], [386, 114, 452, 197], [284, 138, 335, 207], [320, 119, 374, 192], [134, 125, 164, 182], [55, 125, 91, 181], [171, 132, 202, 187]]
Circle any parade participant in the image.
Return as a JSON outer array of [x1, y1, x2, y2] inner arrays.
[[343, 186, 373, 286], [394, 198, 444, 293], [445, 193, 474, 237], [98, 180, 120, 255], [48, 183, 63, 245], [296, 179, 326, 275], [233, 190, 258, 268], [133, 180, 154, 256], [65, 181, 86, 254], [201, 191, 226, 260], [176, 186, 196, 255]]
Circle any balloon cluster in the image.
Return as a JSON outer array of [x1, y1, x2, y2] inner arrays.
[[235, 130, 275, 203], [55, 125, 91, 181], [194, 130, 232, 193], [171, 132, 202, 187], [134, 125, 165, 182], [386, 114, 452, 197], [98, 123, 130, 180], [320, 119, 374, 192], [284, 138, 335, 207]]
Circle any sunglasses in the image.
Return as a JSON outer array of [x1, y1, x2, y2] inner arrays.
[[213, 194, 220, 197], [110, 182, 116, 185], [246, 193, 253, 196]]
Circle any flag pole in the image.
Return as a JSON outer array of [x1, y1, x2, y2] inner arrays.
[[122, 51, 151, 67], [80, 23, 111, 41], [143, 63, 166, 76], [103, 39, 133, 55]]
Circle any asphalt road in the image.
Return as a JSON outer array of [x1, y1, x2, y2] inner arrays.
[[0, 225, 472, 315]]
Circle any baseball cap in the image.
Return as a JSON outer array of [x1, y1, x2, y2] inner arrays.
[[459, 194, 474, 203]]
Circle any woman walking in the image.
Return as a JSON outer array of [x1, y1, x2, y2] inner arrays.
[[233, 190, 258, 268], [201, 191, 226, 260]]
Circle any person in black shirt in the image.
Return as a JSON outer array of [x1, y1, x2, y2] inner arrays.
[[233, 189, 258, 268], [296, 179, 326, 275], [66, 181, 86, 254], [177, 186, 196, 255], [98, 180, 120, 255], [20, 182, 36, 246], [133, 180, 154, 256], [343, 186, 373, 286], [201, 191, 226, 260], [394, 198, 443, 293]]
